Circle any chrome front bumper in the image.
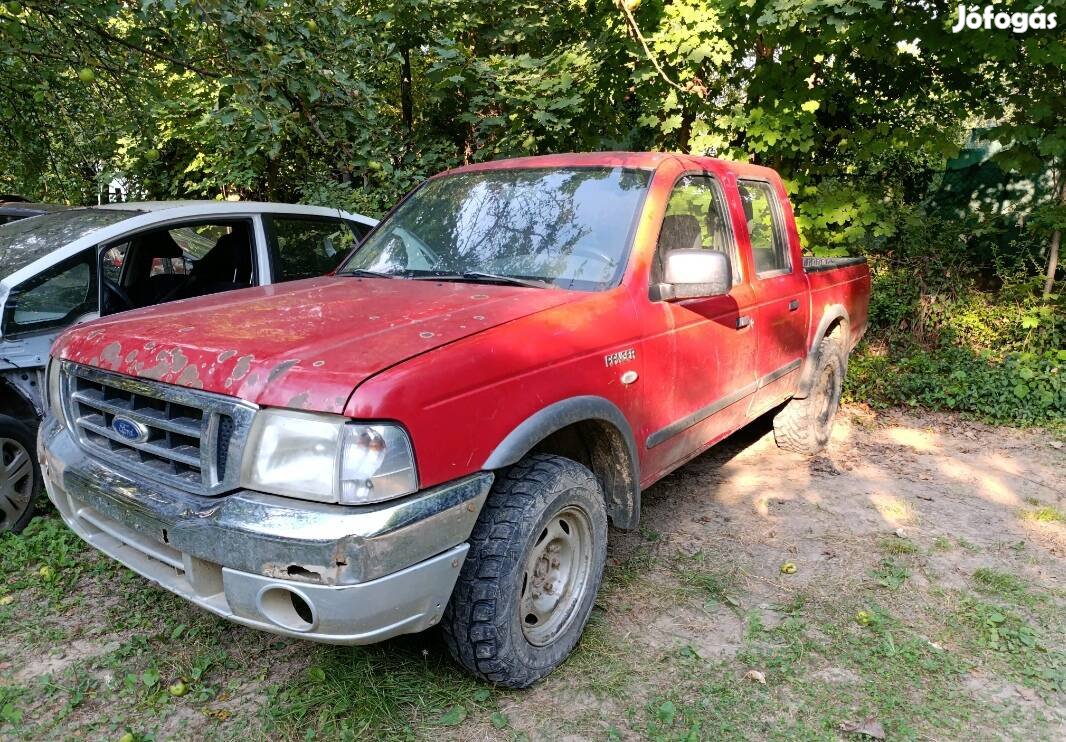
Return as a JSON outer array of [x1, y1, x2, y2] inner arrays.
[[39, 417, 493, 644]]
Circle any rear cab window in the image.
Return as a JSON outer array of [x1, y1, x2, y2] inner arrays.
[[737, 180, 791, 276], [268, 216, 360, 282]]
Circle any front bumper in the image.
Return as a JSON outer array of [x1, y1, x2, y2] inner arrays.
[[39, 417, 493, 644]]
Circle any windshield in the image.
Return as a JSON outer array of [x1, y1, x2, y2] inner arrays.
[[0, 208, 140, 278], [340, 167, 651, 290]]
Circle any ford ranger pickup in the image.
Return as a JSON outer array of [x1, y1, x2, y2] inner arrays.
[[39, 152, 870, 687]]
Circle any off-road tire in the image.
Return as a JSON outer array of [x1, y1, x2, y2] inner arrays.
[[0, 415, 41, 534], [441, 453, 608, 688], [773, 336, 845, 455]]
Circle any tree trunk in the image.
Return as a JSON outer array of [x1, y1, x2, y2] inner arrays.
[[1045, 181, 1066, 297], [1045, 228, 1061, 297], [400, 48, 413, 131]]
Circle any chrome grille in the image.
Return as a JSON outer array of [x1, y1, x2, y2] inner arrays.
[[61, 362, 256, 496]]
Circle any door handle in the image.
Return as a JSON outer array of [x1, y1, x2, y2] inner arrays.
[[736, 315, 752, 329], [788, 299, 800, 311]]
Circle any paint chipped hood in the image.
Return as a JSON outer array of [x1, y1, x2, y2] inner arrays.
[[52, 276, 583, 414]]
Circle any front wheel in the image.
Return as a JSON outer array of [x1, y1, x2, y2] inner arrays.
[[0, 415, 41, 534], [441, 454, 608, 688], [772, 336, 845, 455]]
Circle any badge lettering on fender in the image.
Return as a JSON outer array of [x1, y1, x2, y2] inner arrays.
[[604, 348, 636, 367]]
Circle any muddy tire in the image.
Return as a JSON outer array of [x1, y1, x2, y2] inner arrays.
[[773, 337, 845, 455], [441, 453, 608, 688], [0, 415, 41, 534]]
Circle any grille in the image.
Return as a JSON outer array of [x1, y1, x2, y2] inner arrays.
[[62, 362, 256, 496]]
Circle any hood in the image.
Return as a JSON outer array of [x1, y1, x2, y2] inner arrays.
[[54, 276, 582, 413]]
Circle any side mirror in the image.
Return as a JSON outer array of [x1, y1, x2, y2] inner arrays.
[[654, 249, 732, 301]]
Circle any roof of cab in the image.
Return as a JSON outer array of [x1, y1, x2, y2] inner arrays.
[[439, 151, 782, 182]]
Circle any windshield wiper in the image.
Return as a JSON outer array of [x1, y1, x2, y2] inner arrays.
[[409, 272, 553, 289], [340, 268, 400, 279]]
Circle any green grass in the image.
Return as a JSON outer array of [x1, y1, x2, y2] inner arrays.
[[1021, 505, 1065, 524], [2, 514, 1063, 740]]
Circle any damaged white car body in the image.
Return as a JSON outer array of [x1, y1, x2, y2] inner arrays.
[[0, 201, 375, 533]]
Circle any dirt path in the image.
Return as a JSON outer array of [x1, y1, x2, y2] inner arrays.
[[1, 406, 1063, 740]]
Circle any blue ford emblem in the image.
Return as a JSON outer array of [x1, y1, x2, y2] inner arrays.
[[112, 416, 149, 443]]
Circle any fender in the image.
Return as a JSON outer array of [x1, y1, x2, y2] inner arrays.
[[793, 305, 849, 399], [483, 395, 641, 529]]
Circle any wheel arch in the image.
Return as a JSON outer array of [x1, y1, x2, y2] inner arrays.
[[482, 396, 641, 530], [0, 373, 41, 423], [794, 306, 850, 400]]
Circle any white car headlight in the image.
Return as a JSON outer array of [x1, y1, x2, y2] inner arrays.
[[240, 408, 417, 505]]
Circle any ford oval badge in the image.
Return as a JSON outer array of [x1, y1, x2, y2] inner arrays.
[[112, 415, 149, 444]]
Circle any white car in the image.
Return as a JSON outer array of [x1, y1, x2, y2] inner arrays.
[[0, 201, 376, 533]]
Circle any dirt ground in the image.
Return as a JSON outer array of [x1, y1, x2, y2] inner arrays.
[[1, 405, 1063, 740]]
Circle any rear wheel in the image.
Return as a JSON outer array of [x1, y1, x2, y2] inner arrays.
[[0, 415, 41, 534], [441, 453, 608, 688], [773, 337, 845, 455]]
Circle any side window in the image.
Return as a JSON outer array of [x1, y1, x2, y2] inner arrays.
[[101, 243, 128, 284], [657, 175, 741, 286], [737, 180, 790, 275], [2, 249, 97, 336], [271, 217, 358, 282]]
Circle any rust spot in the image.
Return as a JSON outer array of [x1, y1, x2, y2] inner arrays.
[[169, 348, 189, 374], [473, 315, 485, 321], [312, 360, 325, 368], [230, 356, 252, 381], [217, 350, 237, 363], [124, 350, 138, 364], [176, 364, 203, 389], [419, 331, 434, 339], [288, 392, 310, 409], [100, 342, 122, 369], [144, 341, 157, 350], [178, 326, 195, 334], [472, 294, 488, 300]]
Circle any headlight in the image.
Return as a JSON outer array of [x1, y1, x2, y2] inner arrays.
[[46, 359, 65, 424], [240, 409, 417, 505]]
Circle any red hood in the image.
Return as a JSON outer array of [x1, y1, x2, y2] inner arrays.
[[54, 276, 581, 413]]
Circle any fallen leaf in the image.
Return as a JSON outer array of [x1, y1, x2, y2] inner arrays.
[[916, 495, 934, 502], [744, 669, 767, 684], [840, 716, 886, 739], [894, 528, 907, 539], [780, 562, 797, 575], [438, 705, 467, 726]]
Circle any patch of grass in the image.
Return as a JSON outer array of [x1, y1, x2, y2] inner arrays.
[[879, 535, 919, 555], [671, 551, 739, 608], [972, 568, 1034, 604], [1020, 505, 1065, 523], [0, 515, 88, 602], [263, 637, 500, 739], [870, 558, 910, 590], [603, 545, 657, 590], [932, 535, 953, 551], [956, 598, 1066, 693]]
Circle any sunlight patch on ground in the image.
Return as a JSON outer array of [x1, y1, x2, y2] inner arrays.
[[885, 426, 940, 453], [869, 493, 919, 526]]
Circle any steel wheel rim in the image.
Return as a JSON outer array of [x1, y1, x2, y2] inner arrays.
[[519, 504, 595, 647], [0, 437, 35, 529]]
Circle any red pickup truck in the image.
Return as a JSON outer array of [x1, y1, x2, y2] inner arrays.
[[39, 152, 869, 687]]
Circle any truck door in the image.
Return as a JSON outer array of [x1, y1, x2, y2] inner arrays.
[[736, 179, 810, 414], [640, 172, 758, 479]]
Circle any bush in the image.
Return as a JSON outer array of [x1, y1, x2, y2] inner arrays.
[[846, 347, 1065, 426]]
